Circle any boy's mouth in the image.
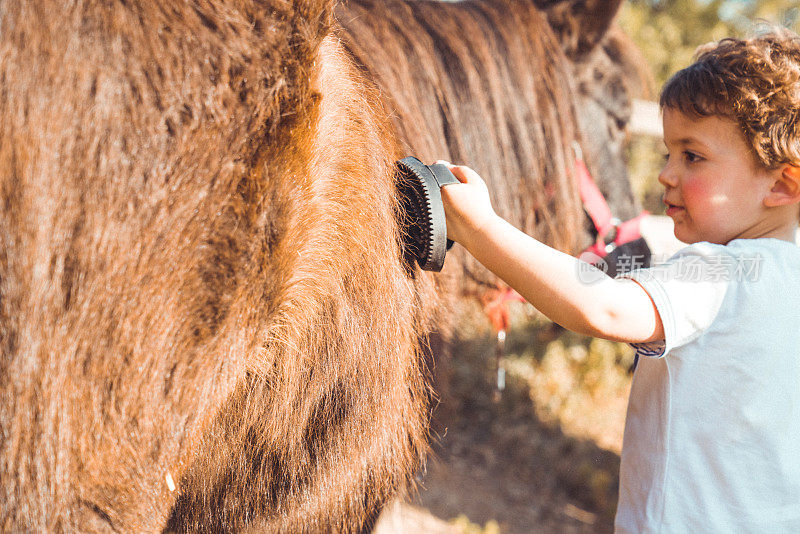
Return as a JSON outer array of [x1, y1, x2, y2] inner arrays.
[[664, 199, 685, 216]]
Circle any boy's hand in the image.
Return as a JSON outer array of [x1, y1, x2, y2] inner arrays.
[[436, 161, 498, 249]]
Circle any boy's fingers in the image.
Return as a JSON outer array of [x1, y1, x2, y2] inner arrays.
[[433, 160, 484, 186], [435, 160, 464, 180], [455, 166, 484, 186], [443, 164, 472, 184], [449, 167, 470, 184]]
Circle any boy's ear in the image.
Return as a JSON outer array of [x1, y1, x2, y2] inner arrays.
[[764, 164, 800, 207]]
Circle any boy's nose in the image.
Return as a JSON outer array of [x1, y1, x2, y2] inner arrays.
[[658, 164, 678, 188]]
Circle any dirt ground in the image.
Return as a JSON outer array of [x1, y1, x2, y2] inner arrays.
[[375, 306, 634, 534]]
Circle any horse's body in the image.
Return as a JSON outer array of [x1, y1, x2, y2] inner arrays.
[[0, 2, 432, 531]]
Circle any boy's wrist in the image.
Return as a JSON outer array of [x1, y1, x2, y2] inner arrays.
[[459, 212, 503, 253]]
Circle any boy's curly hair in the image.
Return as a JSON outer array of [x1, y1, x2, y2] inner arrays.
[[660, 29, 800, 168]]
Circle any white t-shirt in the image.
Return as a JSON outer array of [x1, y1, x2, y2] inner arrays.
[[615, 238, 800, 533]]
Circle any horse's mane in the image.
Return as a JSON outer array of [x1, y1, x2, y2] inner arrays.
[[336, 0, 585, 264], [336, 0, 649, 295]]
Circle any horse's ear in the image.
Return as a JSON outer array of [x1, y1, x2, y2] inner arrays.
[[537, 0, 625, 58]]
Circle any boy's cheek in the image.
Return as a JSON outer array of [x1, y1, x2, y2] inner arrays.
[[681, 179, 714, 210]]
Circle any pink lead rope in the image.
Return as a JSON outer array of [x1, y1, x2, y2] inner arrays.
[[575, 152, 650, 262]]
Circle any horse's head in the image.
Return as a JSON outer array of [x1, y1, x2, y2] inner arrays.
[[541, 0, 652, 224]]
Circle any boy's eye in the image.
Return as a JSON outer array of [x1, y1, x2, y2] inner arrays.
[[684, 151, 702, 163]]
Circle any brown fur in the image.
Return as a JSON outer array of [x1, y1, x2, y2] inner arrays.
[[335, 0, 647, 295], [535, 0, 652, 205], [538, 0, 624, 58], [1, 1, 434, 531], [337, 0, 583, 261]]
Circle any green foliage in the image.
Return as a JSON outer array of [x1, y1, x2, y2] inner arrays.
[[450, 515, 502, 534], [620, 0, 800, 88], [620, 0, 729, 87]]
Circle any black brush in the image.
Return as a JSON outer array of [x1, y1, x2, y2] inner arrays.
[[395, 156, 460, 272]]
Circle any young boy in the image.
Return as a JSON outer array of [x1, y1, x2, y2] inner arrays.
[[440, 32, 800, 532]]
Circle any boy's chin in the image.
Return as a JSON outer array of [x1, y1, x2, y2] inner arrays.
[[675, 231, 712, 246], [671, 225, 694, 245], [671, 218, 720, 244]]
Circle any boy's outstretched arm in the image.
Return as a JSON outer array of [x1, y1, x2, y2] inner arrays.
[[440, 162, 664, 344]]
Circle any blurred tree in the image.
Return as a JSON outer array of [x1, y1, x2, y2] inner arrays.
[[620, 0, 800, 87], [620, 0, 729, 87]]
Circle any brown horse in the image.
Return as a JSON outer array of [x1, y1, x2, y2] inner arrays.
[[0, 0, 645, 531], [0, 1, 433, 531]]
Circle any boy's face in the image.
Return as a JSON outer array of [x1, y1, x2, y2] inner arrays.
[[659, 108, 781, 245]]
